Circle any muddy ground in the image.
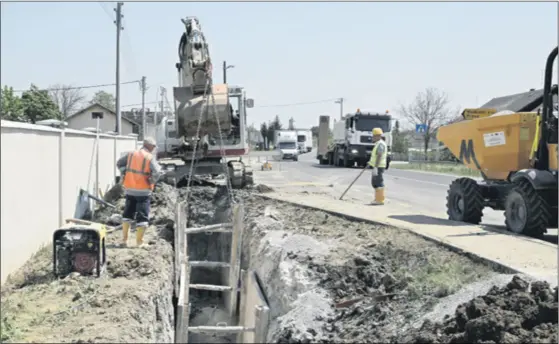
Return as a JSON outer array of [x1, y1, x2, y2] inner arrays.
[[1, 184, 178, 343], [2, 183, 557, 344]]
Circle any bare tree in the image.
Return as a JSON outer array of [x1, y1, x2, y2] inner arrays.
[[399, 87, 454, 156], [48, 84, 86, 119]]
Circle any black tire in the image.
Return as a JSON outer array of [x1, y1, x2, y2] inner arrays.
[[343, 155, 352, 168], [294, 157, 298, 161], [504, 179, 550, 237], [446, 177, 484, 224]]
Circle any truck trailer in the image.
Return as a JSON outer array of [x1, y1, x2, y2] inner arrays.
[[296, 129, 313, 153], [317, 109, 392, 167]]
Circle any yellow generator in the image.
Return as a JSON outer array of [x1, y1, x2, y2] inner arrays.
[[53, 219, 107, 278], [437, 47, 558, 237]]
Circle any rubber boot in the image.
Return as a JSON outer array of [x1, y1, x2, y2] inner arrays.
[[376, 187, 385, 205], [121, 222, 131, 247], [136, 226, 148, 248]]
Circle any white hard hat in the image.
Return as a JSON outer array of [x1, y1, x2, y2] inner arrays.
[[143, 137, 157, 146]]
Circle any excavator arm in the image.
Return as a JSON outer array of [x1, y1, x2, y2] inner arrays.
[[174, 17, 231, 140]]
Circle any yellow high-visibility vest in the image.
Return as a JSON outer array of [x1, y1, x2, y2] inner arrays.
[[368, 140, 387, 168]]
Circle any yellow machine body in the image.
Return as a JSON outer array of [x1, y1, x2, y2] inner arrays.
[[461, 108, 497, 120], [53, 220, 107, 278], [437, 111, 549, 180]]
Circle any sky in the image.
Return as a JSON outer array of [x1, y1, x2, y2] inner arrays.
[[1, 1, 558, 130]]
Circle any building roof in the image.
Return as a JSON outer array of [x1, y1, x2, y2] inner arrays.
[[68, 103, 139, 125], [480, 85, 558, 112]]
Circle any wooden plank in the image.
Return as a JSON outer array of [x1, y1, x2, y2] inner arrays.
[[189, 261, 230, 268], [175, 262, 189, 343], [228, 204, 244, 320], [236, 270, 248, 344], [254, 305, 270, 343], [184, 223, 233, 234], [188, 326, 254, 334], [189, 284, 232, 291], [174, 202, 181, 296]]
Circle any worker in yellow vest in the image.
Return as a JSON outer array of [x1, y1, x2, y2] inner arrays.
[[116, 137, 162, 248], [368, 128, 387, 205]]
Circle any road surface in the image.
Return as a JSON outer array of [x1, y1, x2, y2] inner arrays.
[[249, 151, 558, 244]]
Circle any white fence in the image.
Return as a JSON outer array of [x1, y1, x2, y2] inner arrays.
[[0, 120, 137, 283]]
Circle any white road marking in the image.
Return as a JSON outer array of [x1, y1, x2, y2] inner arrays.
[[388, 175, 449, 187]]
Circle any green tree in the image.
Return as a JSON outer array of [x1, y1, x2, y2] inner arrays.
[[0, 86, 24, 121], [391, 120, 408, 154], [90, 90, 116, 111], [21, 84, 62, 123]]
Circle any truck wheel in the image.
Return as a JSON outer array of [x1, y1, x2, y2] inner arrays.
[[504, 179, 550, 237], [343, 156, 353, 168], [446, 177, 484, 224]]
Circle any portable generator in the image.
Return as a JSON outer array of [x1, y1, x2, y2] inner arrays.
[[53, 220, 107, 278]]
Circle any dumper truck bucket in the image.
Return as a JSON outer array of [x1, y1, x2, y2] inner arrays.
[[173, 83, 231, 139], [437, 112, 538, 180]]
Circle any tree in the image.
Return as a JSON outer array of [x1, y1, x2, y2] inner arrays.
[[399, 88, 453, 155], [391, 120, 408, 154], [49, 84, 86, 119], [260, 122, 269, 150], [0, 86, 24, 121], [310, 126, 319, 138], [90, 90, 115, 111], [21, 84, 62, 123]]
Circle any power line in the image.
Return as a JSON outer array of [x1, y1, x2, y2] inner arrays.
[[121, 101, 159, 108], [13, 80, 140, 93], [256, 98, 340, 108]]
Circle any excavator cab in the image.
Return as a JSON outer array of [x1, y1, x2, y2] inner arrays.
[[437, 47, 558, 237]]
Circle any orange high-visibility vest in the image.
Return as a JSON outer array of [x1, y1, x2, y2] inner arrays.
[[123, 149, 154, 191]]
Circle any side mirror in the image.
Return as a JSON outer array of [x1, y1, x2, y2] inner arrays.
[[246, 99, 255, 108]]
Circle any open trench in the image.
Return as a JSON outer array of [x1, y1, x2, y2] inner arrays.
[[1, 183, 557, 343]]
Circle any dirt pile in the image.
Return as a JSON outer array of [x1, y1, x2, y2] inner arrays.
[[398, 275, 558, 343], [1, 184, 178, 343]]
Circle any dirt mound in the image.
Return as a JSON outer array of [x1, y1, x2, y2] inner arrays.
[[399, 275, 558, 343], [1, 184, 178, 343]]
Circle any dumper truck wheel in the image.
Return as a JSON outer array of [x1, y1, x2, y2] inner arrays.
[[504, 179, 550, 237], [446, 177, 484, 224]]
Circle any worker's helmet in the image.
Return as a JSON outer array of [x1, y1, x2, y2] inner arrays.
[[143, 137, 157, 147], [372, 128, 384, 136]]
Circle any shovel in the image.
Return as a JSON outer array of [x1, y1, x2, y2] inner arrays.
[[339, 166, 368, 200]]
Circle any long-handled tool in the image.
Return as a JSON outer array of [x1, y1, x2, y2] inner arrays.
[[339, 165, 368, 200]]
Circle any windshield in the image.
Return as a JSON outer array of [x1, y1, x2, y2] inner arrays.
[[297, 135, 306, 142], [355, 117, 391, 132], [279, 142, 296, 149]]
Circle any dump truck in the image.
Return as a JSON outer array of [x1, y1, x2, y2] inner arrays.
[[317, 110, 393, 167], [437, 46, 558, 237]]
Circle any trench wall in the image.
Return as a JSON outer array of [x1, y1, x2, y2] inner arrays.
[[0, 120, 137, 283]]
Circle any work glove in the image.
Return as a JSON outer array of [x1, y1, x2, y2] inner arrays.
[[371, 167, 378, 177]]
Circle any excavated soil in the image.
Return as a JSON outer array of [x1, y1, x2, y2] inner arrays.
[[1, 184, 178, 343], [184, 186, 558, 344]]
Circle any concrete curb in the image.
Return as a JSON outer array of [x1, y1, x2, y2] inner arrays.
[[256, 194, 528, 277]]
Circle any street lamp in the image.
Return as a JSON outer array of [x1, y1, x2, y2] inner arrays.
[[223, 61, 235, 84]]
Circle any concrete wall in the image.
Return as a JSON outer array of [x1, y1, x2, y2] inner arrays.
[[67, 104, 135, 135], [0, 120, 137, 283]]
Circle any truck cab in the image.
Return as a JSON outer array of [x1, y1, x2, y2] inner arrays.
[[333, 109, 392, 167], [275, 130, 299, 161]]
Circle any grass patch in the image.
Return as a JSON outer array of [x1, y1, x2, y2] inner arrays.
[[391, 162, 481, 177]]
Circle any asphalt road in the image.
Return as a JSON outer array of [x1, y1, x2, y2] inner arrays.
[[254, 151, 558, 244]]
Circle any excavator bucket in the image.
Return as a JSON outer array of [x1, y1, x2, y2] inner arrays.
[[173, 83, 231, 139], [437, 112, 538, 180]]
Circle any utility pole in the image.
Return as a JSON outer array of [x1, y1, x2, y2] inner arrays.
[[160, 87, 166, 123], [140, 76, 147, 140], [335, 98, 344, 120], [114, 2, 124, 134], [223, 61, 235, 84]]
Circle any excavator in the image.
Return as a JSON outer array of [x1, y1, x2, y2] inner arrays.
[[162, 17, 255, 188], [437, 47, 558, 237]]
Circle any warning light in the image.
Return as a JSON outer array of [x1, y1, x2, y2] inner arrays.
[[386, 110, 390, 114], [356, 108, 361, 113]]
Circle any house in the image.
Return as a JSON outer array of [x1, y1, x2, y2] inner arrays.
[[67, 103, 139, 135], [479, 86, 558, 113]]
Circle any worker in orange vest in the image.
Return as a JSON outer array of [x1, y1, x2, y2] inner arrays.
[[116, 137, 162, 248]]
